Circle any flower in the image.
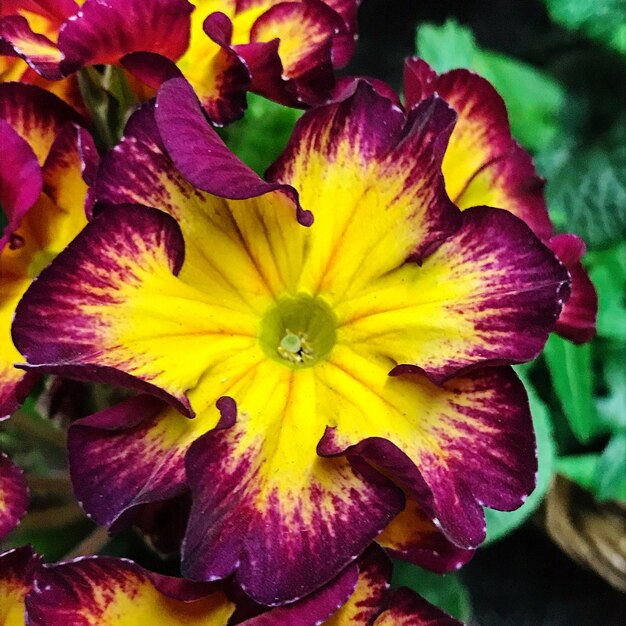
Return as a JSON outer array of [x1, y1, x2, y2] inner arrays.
[[8, 0, 359, 124], [13, 545, 460, 625], [13, 77, 570, 604], [0, 0, 85, 111], [403, 57, 597, 343], [0, 82, 97, 416]]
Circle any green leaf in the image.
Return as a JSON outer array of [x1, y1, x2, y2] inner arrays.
[[415, 20, 566, 151], [219, 93, 302, 175], [543, 334, 605, 443], [595, 432, 626, 502], [556, 453, 600, 491], [545, 144, 626, 249], [588, 244, 626, 339], [543, 0, 626, 54], [483, 377, 556, 543], [391, 561, 472, 622], [596, 346, 626, 431]]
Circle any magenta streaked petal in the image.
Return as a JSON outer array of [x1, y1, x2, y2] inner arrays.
[[182, 423, 403, 605], [0, 545, 41, 620], [25, 557, 234, 625], [549, 234, 598, 343], [373, 587, 462, 625], [238, 560, 358, 624], [0, 82, 84, 164], [0, 120, 42, 250], [57, 0, 194, 74], [155, 77, 310, 225], [0, 452, 28, 539], [68, 395, 189, 529], [319, 367, 537, 549], [0, 15, 62, 80], [377, 498, 474, 574], [11, 203, 192, 415]]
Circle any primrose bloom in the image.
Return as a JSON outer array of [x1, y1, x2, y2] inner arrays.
[[15, 545, 459, 625], [30, 0, 359, 124], [13, 78, 570, 604], [403, 58, 597, 343], [0, 82, 97, 416], [0, 0, 84, 111]]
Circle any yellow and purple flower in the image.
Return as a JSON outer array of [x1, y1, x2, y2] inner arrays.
[[0, 0, 85, 111], [13, 77, 570, 604], [403, 58, 597, 343], [5, 0, 359, 124], [0, 82, 97, 416], [6, 545, 460, 624]]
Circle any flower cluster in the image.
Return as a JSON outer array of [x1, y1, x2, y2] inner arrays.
[[0, 1, 597, 624]]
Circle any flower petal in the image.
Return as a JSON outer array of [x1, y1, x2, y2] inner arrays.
[[155, 77, 309, 223], [0, 453, 28, 539], [11, 203, 250, 416], [68, 394, 193, 528], [0, 82, 83, 164], [0, 546, 41, 624], [455, 141, 553, 241], [372, 587, 462, 625], [266, 81, 460, 300], [549, 234, 598, 343], [0, 15, 62, 79], [240, 0, 343, 104], [404, 59, 512, 203], [57, 0, 194, 74], [25, 557, 236, 625], [183, 359, 403, 605], [376, 496, 474, 573], [337, 207, 570, 382], [324, 545, 391, 625], [170, 10, 250, 124], [239, 558, 358, 624], [0, 120, 42, 248], [318, 359, 537, 548]]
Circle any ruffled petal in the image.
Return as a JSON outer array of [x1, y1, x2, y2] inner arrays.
[[549, 234, 598, 343], [68, 395, 193, 528], [376, 497, 474, 573], [239, 0, 343, 105], [267, 81, 460, 299], [25, 557, 236, 625], [318, 363, 537, 549], [0, 120, 42, 248], [325, 545, 390, 625], [169, 10, 250, 124], [183, 359, 403, 605], [12, 203, 219, 416], [0, 82, 83, 164], [404, 59, 512, 202], [337, 207, 570, 382], [0, 453, 28, 538], [0, 546, 41, 624], [57, 0, 194, 74], [456, 141, 553, 241], [0, 15, 62, 79], [372, 587, 462, 625]]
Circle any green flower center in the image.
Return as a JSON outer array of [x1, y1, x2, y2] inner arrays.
[[259, 294, 337, 368]]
